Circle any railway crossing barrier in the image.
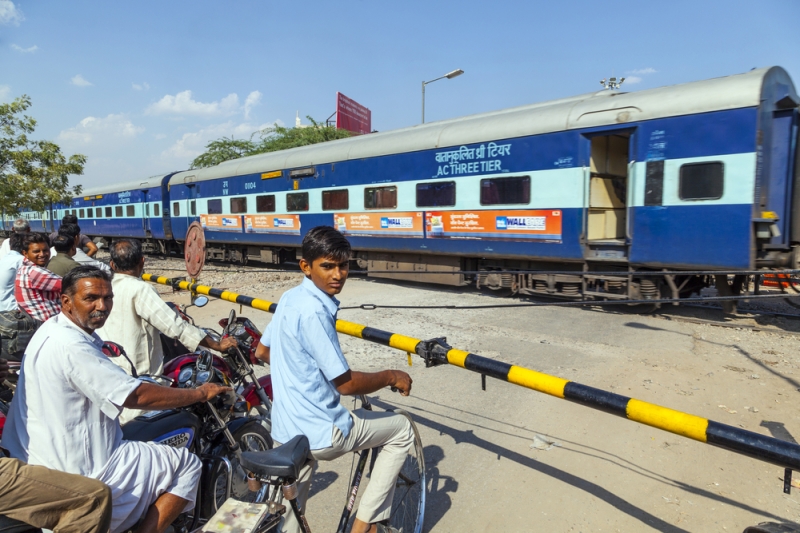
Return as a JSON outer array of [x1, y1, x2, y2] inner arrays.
[[143, 272, 800, 492]]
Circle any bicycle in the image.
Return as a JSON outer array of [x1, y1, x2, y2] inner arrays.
[[197, 394, 425, 533]]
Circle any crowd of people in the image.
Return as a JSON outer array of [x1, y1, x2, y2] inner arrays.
[[0, 223, 414, 533]]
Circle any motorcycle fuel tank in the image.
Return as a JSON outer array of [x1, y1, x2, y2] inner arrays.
[[122, 409, 201, 449]]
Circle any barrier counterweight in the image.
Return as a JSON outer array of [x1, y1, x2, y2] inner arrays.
[[143, 273, 800, 473]]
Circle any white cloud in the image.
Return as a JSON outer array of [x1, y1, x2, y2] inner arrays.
[[0, 1, 23, 26], [11, 44, 37, 53], [627, 68, 657, 75], [0, 85, 10, 103], [70, 74, 93, 87], [58, 114, 144, 145], [160, 120, 275, 162], [243, 91, 262, 120], [132, 82, 150, 91], [146, 90, 240, 117], [624, 76, 642, 85]]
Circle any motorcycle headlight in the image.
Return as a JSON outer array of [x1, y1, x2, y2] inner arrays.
[[196, 370, 211, 384]]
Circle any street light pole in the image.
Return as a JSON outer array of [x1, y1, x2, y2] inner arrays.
[[421, 68, 464, 124]]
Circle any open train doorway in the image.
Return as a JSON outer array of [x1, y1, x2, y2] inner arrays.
[[586, 132, 630, 258]]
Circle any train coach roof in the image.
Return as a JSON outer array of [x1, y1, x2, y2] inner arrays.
[[83, 174, 171, 197], [170, 67, 792, 185]]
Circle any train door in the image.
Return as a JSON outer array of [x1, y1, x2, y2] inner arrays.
[[585, 132, 630, 259]]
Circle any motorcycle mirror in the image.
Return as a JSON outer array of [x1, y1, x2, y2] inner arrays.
[[193, 295, 209, 308], [101, 342, 138, 379], [225, 308, 236, 334], [196, 350, 213, 372]]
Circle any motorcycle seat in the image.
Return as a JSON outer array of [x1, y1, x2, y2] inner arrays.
[[240, 434, 310, 480]]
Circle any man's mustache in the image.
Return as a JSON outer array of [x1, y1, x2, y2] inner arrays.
[[89, 311, 109, 319]]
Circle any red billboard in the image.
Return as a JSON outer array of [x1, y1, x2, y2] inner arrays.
[[336, 92, 372, 134]]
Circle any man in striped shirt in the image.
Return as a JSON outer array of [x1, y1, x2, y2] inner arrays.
[[15, 233, 62, 323]]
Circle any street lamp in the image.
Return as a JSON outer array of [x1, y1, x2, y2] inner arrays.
[[422, 69, 464, 124]]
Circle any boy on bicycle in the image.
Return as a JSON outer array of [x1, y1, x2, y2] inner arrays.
[[256, 226, 413, 533]]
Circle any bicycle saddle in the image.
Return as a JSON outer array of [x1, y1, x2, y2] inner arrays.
[[240, 434, 310, 479]]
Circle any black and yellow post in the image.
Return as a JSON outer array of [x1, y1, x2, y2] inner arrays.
[[143, 273, 800, 486]]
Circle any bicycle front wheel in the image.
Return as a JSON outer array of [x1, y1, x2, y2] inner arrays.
[[386, 409, 425, 533]]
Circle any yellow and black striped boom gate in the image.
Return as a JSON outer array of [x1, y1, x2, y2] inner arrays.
[[143, 272, 800, 492]]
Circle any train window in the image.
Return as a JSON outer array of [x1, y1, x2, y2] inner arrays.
[[416, 181, 456, 207], [86, 209, 92, 219], [207, 199, 222, 214], [173, 202, 180, 216], [96, 207, 102, 218], [115, 206, 123, 217], [126, 205, 135, 217], [480, 176, 530, 205], [644, 160, 665, 206], [287, 192, 309, 212], [322, 189, 349, 211], [154, 203, 160, 217], [79, 209, 85, 218], [364, 186, 397, 209], [256, 195, 275, 213], [105, 207, 112, 217], [145, 204, 150, 217], [679, 162, 724, 200], [190, 200, 196, 216], [230, 197, 247, 213]]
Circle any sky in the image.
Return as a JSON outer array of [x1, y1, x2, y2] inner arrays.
[[2, 0, 799, 190]]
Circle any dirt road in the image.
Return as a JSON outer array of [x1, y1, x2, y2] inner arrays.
[[148, 260, 800, 532]]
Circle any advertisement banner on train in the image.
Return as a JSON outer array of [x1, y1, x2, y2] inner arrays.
[[425, 210, 562, 241], [334, 212, 424, 237], [200, 215, 243, 232], [244, 214, 301, 235]]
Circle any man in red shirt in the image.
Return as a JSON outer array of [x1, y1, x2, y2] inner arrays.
[[15, 233, 62, 323]]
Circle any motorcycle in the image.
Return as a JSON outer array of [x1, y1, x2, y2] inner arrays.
[[107, 343, 273, 531], [161, 300, 273, 431]]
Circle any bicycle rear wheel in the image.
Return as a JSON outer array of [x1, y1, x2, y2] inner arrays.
[[386, 409, 425, 533]]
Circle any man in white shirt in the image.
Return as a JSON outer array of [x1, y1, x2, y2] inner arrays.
[[0, 233, 23, 312], [0, 219, 30, 261], [97, 238, 236, 422], [1, 265, 231, 533]]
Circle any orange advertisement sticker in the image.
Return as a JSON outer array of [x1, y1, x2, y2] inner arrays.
[[200, 214, 243, 232], [244, 214, 301, 235], [334, 212, 424, 237], [425, 210, 562, 241]]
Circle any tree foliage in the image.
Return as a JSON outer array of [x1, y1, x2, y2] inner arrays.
[[190, 117, 353, 169], [0, 95, 85, 216]]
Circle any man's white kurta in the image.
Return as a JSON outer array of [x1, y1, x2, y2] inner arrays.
[[1, 313, 140, 476], [97, 274, 206, 378]]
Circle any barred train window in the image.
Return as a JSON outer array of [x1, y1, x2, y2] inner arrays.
[[416, 181, 456, 207], [106, 207, 112, 218], [230, 197, 247, 213], [480, 176, 530, 205], [322, 189, 349, 211], [126, 205, 135, 217], [96, 208, 102, 218], [256, 195, 275, 213], [115, 206, 123, 217], [207, 199, 222, 214], [79, 209, 84, 218], [679, 162, 724, 200], [86, 208, 92, 219], [365, 186, 397, 209], [190, 201, 196, 216], [154, 203, 160, 217], [172, 202, 180, 216], [287, 192, 309, 212]]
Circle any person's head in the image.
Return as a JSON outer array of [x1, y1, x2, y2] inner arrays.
[[61, 266, 114, 333], [62, 214, 79, 225], [58, 223, 81, 248], [109, 238, 144, 275], [22, 233, 50, 266], [299, 226, 351, 297], [8, 232, 24, 254], [12, 218, 30, 234], [53, 235, 76, 256]]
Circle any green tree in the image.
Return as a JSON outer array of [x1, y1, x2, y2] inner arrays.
[[0, 95, 85, 217], [190, 116, 353, 169]]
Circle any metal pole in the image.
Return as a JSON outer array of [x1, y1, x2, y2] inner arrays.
[[421, 81, 425, 124]]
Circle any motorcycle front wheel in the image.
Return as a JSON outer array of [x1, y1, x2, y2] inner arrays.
[[201, 421, 273, 517]]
